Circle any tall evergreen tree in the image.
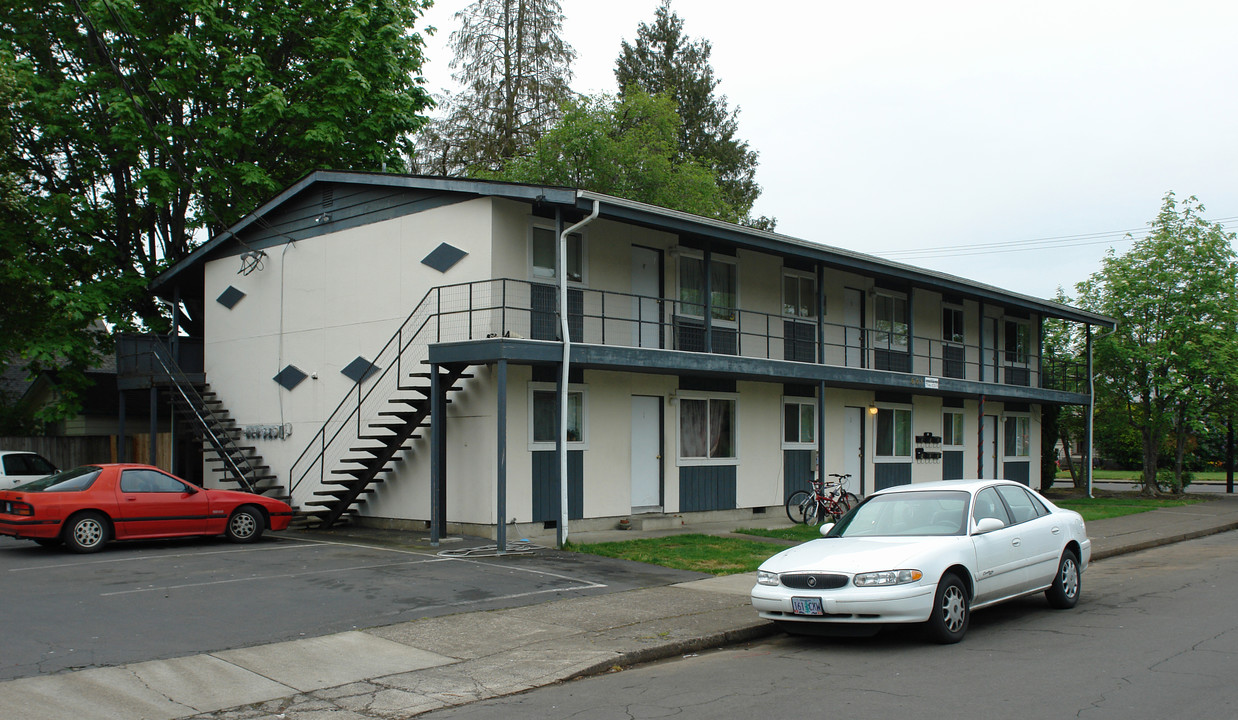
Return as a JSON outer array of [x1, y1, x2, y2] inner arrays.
[[1, 0, 435, 422], [615, 0, 768, 228], [415, 0, 575, 175]]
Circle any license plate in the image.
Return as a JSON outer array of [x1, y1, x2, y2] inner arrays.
[[791, 596, 824, 616]]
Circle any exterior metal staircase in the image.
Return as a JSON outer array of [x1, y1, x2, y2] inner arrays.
[[287, 282, 503, 529], [302, 365, 472, 528], [117, 335, 284, 499]]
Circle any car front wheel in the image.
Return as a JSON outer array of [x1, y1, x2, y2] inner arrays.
[[926, 573, 969, 644], [1045, 549, 1081, 609], [64, 512, 110, 553], [225, 505, 265, 543]]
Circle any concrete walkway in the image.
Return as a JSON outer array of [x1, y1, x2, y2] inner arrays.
[[4, 495, 1238, 720]]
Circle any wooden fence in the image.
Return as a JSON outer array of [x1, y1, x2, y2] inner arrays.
[[0, 434, 172, 470]]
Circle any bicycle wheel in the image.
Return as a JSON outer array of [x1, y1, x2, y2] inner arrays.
[[785, 491, 815, 524], [840, 492, 860, 512]]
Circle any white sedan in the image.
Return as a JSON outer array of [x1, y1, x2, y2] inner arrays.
[[751, 479, 1091, 643]]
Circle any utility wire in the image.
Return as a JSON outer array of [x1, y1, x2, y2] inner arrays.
[[874, 216, 1238, 261]]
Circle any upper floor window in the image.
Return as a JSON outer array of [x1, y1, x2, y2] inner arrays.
[[782, 271, 817, 319], [874, 292, 909, 350], [943, 305, 964, 344], [782, 398, 816, 448], [678, 253, 737, 324], [530, 226, 583, 283], [1004, 319, 1031, 364], [875, 406, 912, 459]]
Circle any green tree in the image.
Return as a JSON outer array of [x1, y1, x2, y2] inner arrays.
[[489, 90, 735, 221], [1, 0, 434, 421], [615, 0, 768, 228], [1041, 288, 1087, 489], [1077, 193, 1238, 494], [415, 0, 575, 175]]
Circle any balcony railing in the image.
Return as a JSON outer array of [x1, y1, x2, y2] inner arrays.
[[414, 279, 1088, 394]]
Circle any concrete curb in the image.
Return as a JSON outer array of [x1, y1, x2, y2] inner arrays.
[[568, 621, 781, 681], [1090, 519, 1238, 561]]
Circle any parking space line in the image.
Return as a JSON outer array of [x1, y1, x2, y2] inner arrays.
[[7, 541, 313, 573], [99, 555, 457, 596]]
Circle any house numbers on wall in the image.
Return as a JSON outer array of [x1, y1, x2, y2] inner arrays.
[[243, 424, 293, 440]]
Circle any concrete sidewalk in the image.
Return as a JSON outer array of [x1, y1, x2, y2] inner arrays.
[[4, 495, 1238, 720]]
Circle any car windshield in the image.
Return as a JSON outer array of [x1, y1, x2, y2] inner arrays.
[[829, 490, 970, 538], [14, 466, 102, 492]]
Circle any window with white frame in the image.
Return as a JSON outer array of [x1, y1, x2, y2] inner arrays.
[[1004, 414, 1030, 457], [678, 253, 737, 323], [874, 292, 909, 351], [942, 411, 965, 447], [875, 406, 912, 459], [782, 270, 816, 319], [679, 394, 737, 463], [530, 225, 584, 283], [782, 398, 816, 448], [529, 384, 587, 449]]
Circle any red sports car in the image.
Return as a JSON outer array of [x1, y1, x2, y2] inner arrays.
[[0, 464, 294, 553]]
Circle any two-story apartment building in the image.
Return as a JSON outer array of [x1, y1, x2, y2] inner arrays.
[[142, 172, 1114, 546]]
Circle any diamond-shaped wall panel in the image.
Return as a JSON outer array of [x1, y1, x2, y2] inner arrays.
[[273, 365, 308, 391], [421, 243, 468, 273], [341, 356, 379, 384], [216, 285, 246, 309]]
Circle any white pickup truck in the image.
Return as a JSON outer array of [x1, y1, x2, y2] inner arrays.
[[0, 451, 58, 489]]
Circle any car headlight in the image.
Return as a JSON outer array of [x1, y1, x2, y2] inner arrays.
[[757, 570, 780, 586], [853, 569, 923, 587]]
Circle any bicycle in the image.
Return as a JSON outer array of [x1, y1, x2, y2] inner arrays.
[[785, 473, 861, 525]]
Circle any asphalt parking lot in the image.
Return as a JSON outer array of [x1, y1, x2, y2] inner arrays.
[[0, 530, 704, 682]]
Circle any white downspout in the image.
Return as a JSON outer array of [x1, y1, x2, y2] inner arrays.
[[559, 198, 600, 547]]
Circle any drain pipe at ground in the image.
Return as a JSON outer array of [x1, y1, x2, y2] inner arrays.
[[559, 198, 600, 548]]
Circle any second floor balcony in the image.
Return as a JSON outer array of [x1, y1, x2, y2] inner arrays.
[[422, 279, 1088, 398]]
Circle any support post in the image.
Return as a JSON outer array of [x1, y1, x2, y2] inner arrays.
[[703, 246, 713, 354], [1085, 325, 1095, 498], [149, 386, 158, 466], [118, 390, 127, 463], [430, 363, 441, 546], [497, 359, 508, 552]]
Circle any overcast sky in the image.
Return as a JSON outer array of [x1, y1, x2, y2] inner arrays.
[[414, 0, 1238, 301]]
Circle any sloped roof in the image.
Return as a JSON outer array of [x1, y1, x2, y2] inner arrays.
[[153, 171, 1115, 328]]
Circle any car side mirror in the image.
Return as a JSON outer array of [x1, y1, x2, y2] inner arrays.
[[819, 522, 835, 537], [973, 517, 1005, 535]]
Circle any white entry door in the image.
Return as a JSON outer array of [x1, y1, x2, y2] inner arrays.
[[631, 395, 663, 512], [631, 246, 662, 348], [844, 406, 864, 496], [982, 414, 1000, 479]]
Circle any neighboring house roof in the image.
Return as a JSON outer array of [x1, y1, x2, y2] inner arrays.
[[152, 171, 1115, 328]]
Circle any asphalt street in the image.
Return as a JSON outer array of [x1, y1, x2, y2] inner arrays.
[[407, 532, 1238, 720]]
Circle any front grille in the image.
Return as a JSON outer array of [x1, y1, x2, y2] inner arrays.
[[781, 573, 849, 590]]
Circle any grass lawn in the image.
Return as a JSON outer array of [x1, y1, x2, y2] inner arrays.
[[1048, 494, 1202, 521], [568, 493, 1210, 575], [565, 534, 780, 575], [1056, 469, 1231, 483]]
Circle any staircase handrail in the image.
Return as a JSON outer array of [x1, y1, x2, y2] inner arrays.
[[144, 337, 258, 493], [287, 279, 507, 501]]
